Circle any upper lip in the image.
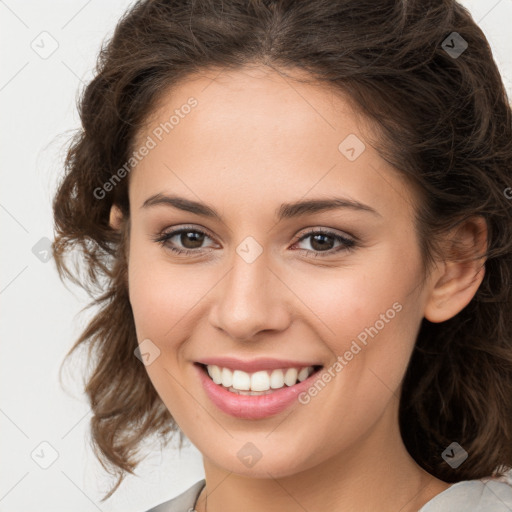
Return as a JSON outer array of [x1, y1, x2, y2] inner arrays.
[[195, 357, 323, 373]]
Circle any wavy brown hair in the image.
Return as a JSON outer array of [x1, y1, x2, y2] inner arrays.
[[52, 0, 512, 500]]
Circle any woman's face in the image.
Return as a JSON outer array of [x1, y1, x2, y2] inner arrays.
[[123, 65, 436, 478]]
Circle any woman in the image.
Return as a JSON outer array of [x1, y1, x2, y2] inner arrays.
[[52, 0, 512, 510]]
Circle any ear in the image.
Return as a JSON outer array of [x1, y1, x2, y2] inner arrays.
[[109, 204, 124, 230], [424, 216, 488, 323]]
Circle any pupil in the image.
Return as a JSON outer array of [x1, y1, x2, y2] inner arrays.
[[311, 234, 333, 251], [182, 231, 204, 249]]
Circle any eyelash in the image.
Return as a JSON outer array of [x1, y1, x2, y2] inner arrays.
[[152, 225, 357, 258]]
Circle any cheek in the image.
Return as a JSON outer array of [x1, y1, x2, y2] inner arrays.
[[287, 249, 419, 346], [285, 246, 423, 402], [127, 244, 204, 413], [127, 239, 209, 341]]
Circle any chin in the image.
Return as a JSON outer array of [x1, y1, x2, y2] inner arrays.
[[199, 439, 322, 480]]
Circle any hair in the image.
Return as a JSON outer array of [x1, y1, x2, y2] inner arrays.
[[52, 0, 512, 500]]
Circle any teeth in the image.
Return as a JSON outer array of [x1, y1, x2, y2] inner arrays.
[[205, 365, 316, 392], [251, 370, 270, 391], [297, 367, 310, 382], [209, 365, 222, 385], [221, 367, 233, 388], [227, 387, 275, 396], [284, 368, 298, 386], [269, 369, 284, 389], [232, 370, 250, 390]]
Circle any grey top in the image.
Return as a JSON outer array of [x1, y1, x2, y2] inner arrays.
[[144, 477, 512, 512]]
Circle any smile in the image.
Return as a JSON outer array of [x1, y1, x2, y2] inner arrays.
[[205, 364, 319, 394], [194, 362, 324, 419]]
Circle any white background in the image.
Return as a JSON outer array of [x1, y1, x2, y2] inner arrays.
[[1, 1, 511, 511]]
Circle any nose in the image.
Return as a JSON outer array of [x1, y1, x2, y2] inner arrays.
[[208, 247, 291, 341]]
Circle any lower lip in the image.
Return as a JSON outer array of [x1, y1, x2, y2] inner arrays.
[[194, 363, 322, 420]]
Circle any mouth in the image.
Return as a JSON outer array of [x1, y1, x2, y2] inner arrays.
[[194, 362, 324, 419], [196, 362, 324, 395]]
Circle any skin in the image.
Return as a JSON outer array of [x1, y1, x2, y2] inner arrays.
[[110, 65, 487, 512]]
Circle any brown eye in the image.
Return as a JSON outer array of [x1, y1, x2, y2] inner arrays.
[[309, 233, 335, 251], [153, 226, 357, 258], [153, 226, 215, 255], [292, 229, 356, 257], [178, 230, 206, 249]]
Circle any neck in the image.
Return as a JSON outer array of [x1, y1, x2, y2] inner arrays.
[[193, 399, 451, 512]]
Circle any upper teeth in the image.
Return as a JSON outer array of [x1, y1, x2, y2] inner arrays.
[[206, 365, 315, 391]]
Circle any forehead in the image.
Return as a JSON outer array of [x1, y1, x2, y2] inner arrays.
[[136, 65, 360, 152], [129, 65, 416, 221]]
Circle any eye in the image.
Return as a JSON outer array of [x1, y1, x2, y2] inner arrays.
[[291, 228, 356, 258], [152, 225, 216, 256], [152, 225, 357, 258]]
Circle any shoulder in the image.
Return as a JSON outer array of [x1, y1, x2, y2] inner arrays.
[[420, 476, 512, 512], [143, 479, 206, 512], [140, 476, 512, 511]]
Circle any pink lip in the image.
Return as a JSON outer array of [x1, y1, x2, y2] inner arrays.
[[195, 356, 322, 373], [194, 363, 322, 420]]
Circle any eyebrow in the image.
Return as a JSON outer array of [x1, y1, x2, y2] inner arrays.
[[141, 193, 382, 220]]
